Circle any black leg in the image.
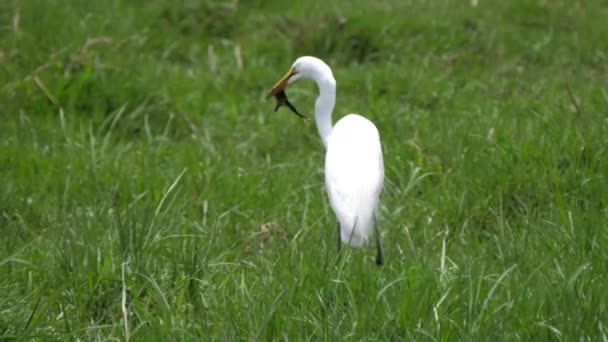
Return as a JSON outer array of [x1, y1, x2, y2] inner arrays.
[[373, 214, 383, 266]]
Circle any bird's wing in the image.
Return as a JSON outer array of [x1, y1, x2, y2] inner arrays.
[[325, 114, 384, 245]]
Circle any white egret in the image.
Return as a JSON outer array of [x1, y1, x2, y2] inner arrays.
[[267, 56, 384, 265]]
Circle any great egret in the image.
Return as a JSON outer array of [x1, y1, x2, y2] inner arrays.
[[267, 56, 384, 265]]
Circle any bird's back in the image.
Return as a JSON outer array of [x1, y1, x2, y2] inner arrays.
[[325, 114, 384, 247]]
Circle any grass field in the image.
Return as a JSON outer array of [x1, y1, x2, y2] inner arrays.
[[1, 0, 608, 340]]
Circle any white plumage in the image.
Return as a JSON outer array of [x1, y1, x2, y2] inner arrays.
[[325, 114, 384, 247], [267, 56, 384, 265]]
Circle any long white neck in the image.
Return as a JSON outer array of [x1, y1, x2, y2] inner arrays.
[[313, 77, 336, 149]]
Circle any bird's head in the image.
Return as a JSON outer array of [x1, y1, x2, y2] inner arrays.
[[266, 56, 332, 98], [266, 57, 334, 119]]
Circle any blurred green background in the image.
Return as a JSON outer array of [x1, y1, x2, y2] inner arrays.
[[1, 0, 607, 340]]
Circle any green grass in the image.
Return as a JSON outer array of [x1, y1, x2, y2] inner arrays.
[[1, 0, 608, 340]]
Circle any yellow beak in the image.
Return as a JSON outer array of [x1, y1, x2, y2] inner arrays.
[[266, 67, 296, 99]]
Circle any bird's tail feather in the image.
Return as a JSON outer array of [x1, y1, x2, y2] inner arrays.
[[340, 212, 373, 247]]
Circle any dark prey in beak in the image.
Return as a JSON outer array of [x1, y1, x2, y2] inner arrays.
[[273, 90, 306, 119]]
